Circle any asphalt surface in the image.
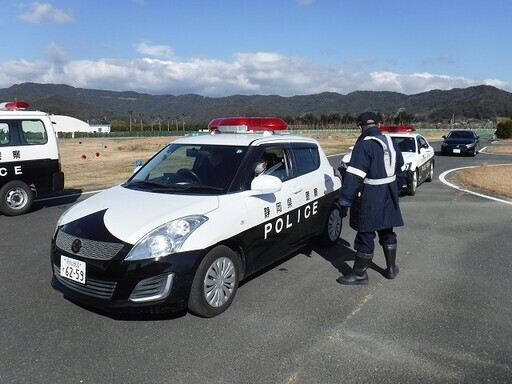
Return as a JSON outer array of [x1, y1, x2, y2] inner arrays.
[[1, 136, 511, 384]]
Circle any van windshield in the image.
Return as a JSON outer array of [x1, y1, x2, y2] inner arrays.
[[125, 143, 248, 194]]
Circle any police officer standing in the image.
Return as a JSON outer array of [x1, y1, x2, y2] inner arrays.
[[337, 112, 405, 285]]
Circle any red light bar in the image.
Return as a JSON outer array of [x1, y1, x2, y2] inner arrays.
[[0, 101, 30, 110], [208, 117, 288, 132], [380, 125, 415, 132]]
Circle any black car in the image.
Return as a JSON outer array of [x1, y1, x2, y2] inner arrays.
[[441, 130, 480, 156]]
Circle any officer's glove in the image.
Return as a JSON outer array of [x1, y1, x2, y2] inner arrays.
[[340, 206, 348, 218]]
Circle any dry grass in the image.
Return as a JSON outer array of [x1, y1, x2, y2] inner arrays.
[[58, 133, 512, 199], [485, 144, 512, 154], [456, 163, 512, 198]]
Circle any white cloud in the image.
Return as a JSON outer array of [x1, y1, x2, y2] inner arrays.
[[0, 52, 508, 96], [19, 2, 74, 24], [135, 43, 174, 59]]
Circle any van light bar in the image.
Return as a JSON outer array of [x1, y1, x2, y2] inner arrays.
[[0, 101, 30, 111]]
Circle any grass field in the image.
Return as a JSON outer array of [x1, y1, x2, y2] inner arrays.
[[58, 133, 512, 199]]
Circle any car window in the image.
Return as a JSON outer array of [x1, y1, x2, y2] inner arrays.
[[417, 136, 428, 149], [291, 144, 320, 176]]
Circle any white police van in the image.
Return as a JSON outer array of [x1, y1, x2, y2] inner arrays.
[[51, 118, 342, 317], [0, 102, 64, 216]]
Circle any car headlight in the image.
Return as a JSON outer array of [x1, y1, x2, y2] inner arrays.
[[465, 143, 475, 148], [441, 143, 449, 147], [125, 215, 208, 261]]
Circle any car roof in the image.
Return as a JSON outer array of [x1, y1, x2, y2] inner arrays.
[[0, 110, 48, 117], [170, 132, 319, 147]]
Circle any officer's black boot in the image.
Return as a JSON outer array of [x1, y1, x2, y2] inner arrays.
[[383, 243, 399, 279], [336, 252, 373, 285]]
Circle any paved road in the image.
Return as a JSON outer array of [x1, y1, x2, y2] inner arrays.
[[1, 136, 511, 384]]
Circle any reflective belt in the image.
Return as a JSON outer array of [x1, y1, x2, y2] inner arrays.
[[363, 175, 396, 185]]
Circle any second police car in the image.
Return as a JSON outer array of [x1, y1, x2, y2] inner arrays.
[[51, 118, 342, 317], [339, 126, 435, 195]]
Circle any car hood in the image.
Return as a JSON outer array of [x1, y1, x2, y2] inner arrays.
[[59, 185, 219, 244], [443, 138, 476, 145]]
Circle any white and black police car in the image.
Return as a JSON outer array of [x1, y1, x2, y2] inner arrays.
[[0, 101, 64, 216], [51, 118, 342, 317], [338, 126, 435, 195]]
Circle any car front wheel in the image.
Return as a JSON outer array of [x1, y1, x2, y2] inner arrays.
[[426, 161, 434, 182], [188, 245, 241, 317]]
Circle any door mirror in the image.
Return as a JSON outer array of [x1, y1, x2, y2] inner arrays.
[[251, 174, 282, 194]]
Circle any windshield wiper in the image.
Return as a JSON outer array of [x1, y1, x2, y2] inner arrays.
[[176, 184, 224, 192], [128, 180, 168, 188]]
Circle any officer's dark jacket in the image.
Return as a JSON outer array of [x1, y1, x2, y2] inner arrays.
[[339, 126, 405, 232]]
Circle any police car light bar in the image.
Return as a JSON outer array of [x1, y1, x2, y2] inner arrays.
[[0, 101, 30, 111], [208, 117, 288, 133]]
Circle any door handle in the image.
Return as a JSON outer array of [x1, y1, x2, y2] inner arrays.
[[292, 185, 302, 194]]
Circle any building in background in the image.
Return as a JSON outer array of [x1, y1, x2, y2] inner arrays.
[[50, 115, 111, 137]]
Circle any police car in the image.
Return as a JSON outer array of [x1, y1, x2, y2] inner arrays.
[[338, 126, 435, 195], [0, 102, 64, 215], [51, 118, 342, 317]]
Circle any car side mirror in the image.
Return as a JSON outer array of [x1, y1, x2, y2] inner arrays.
[[251, 174, 282, 194], [442, 135, 446, 139]]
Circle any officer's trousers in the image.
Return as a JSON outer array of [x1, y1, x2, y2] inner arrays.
[[354, 228, 396, 254]]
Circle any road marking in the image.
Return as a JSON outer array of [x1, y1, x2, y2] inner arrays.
[[439, 165, 512, 205]]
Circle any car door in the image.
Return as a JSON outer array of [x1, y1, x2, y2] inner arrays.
[[240, 143, 313, 273]]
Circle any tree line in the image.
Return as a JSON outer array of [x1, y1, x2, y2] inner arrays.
[[110, 111, 416, 132]]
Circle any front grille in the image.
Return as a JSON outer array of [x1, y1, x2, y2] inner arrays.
[[55, 229, 124, 260], [53, 265, 117, 300]]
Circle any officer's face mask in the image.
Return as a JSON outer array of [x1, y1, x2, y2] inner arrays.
[[254, 161, 266, 174]]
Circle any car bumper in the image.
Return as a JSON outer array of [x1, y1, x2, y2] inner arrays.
[[51, 242, 205, 314], [441, 146, 475, 155]]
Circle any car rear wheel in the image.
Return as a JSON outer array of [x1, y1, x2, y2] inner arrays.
[[0, 180, 34, 216], [319, 204, 342, 246], [188, 245, 240, 317]]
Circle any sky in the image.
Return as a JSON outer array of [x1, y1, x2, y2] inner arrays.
[[0, 0, 510, 97]]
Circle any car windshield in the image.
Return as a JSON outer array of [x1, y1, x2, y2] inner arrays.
[[125, 143, 248, 194], [447, 131, 474, 139]]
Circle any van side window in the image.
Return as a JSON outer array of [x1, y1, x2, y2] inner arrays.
[[0, 123, 9, 145], [21, 120, 48, 145]]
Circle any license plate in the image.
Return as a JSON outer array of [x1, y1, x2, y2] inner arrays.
[[60, 256, 86, 284], [453, 149, 461, 153]]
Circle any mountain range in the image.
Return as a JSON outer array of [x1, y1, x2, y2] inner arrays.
[[1, 82, 512, 125]]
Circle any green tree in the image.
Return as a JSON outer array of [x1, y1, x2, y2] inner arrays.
[[496, 120, 512, 139]]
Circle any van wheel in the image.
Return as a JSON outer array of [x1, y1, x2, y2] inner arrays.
[[188, 246, 240, 318], [320, 204, 342, 247], [0, 180, 34, 216]]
